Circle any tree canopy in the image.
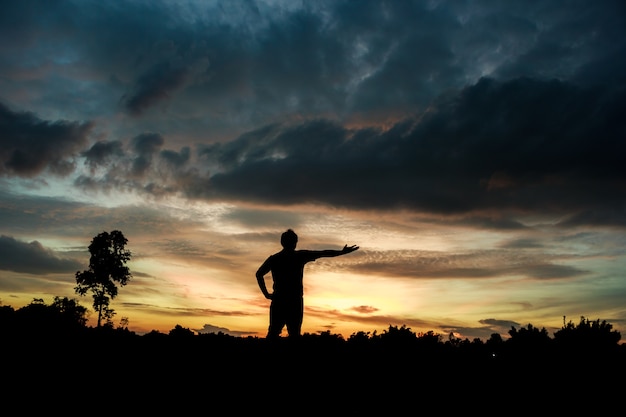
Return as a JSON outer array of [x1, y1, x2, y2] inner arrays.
[[74, 230, 132, 327]]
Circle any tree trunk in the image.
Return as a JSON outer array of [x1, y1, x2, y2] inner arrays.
[[97, 305, 102, 327]]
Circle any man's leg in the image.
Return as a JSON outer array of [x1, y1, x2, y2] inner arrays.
[[267, 299, 286, 338], [285, 297, 304, 338]]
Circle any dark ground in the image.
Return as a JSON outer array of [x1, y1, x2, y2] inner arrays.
[[5, 331, 624, 414]]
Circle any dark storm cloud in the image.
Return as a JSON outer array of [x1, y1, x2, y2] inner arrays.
[[0, 235, 82, 274], [4, 0, 624, 134], [3, 1, 625, 224], [75, 133, 201, 197], [123, 62, 185, 116], [0, 102, 93, 177], [132, 133, 165, 155], [81, 140, 125, 170], [161, 147, 190, 168], [122, 59, 207, 116], [201, 76, 626, 223], [332, 1, 466, 113], [494, 3, 626, 86], [130, 133, 164, 178], [71, 74, 626, 228]]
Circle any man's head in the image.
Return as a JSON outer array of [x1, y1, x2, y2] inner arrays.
[[281, 229, 298, 250]]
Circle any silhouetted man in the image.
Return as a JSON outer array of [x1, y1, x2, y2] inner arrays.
[[256, 229, 359, 339]]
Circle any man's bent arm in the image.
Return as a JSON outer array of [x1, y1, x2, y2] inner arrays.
[[256, 263, 273, 299]]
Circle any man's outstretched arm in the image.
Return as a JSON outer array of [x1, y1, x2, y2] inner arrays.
[[315, 244, 359, 258]]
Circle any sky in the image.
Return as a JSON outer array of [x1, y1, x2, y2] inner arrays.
[[1, 0, 625, 341]]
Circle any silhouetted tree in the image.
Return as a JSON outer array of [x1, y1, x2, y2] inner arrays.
[[446, 331, 462, 347], [508, 323, 551, 344], [50, 296, 89, 327], [486, 332, 505, 357], [415, 329, 442, 349], [0, 304, 15, 316], [118, 316, 129, 330], [553, 316, 621, 352], [347, 330, 372, 346], [75, 230, 132, 328], [169, 324, 195, 337], [507, 323, 553, 360], [6, 297, 88, 337], [0, 303, 17, 334], [143, 329, 168, 339], [14, 298, 50, 333], [373, 325, 421, 354], [316, 330, 345, 340]]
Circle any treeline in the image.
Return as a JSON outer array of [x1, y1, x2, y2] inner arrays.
[[2, 296, 624, 357], [3, 296, 625, 410]]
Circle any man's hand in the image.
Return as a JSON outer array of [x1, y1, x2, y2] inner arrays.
[[342, 244, 359, 254]]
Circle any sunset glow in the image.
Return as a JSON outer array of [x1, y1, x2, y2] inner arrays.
[[1, 0, 625, 341]]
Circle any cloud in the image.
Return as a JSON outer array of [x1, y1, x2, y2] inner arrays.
[[161, 147, 190, 168], [130, 133, 164, 177], [350, 305, 379, 314], [132, 133, 164, 155], [120, 52, 210, 117], [479, 318, 521, 328], [351, 248, 588, 281], [444, 318, 523, 341], [306, 305, 438, 334], [498, 238, 545, 249], [122, 61, 189, 116], [2, 1, 624, 131], [198, 77, 626, 220], [221, 207, 303, 229], [195, 323, 254, 337], [0, 102, 93, 177], [0, 235, 83, 274], [75, 132, 202, 196], [0, 189, 208, 251], [81, 140, 125, 171], [68, 73, 626, 228]]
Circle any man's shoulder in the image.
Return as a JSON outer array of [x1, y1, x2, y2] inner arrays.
[[295, 249, 320, 260], [268, 250, 292, 260], [271, 250, 314, 260]]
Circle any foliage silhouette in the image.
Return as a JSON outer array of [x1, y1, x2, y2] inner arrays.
[[3, 298, 623, 352], [74, 230, 132, 328], [2, 297, 89, 338], [4, 298, 624, 414], [3, 297, 625, 399], [554, 316, 622, 353], [169, 324, 195, 338], [507, 323, 552, 350]]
